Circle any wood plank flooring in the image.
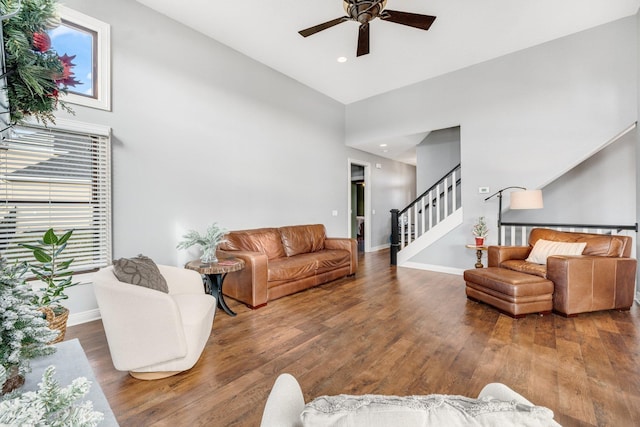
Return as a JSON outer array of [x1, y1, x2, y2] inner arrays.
[[65, 249, 640, 426]]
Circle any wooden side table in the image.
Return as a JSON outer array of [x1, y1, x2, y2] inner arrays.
[[185, 257, 245, 316], [465, 244, 488, 268]]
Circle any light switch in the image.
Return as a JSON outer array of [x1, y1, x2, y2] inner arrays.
[[331, 210, 338, 217], [478, 187, 490, 194]]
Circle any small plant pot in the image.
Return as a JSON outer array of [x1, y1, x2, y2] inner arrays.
[[475, 237, 485, 246]]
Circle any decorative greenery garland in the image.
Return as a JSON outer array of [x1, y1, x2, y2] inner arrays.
[[1, 0, 74, 124]]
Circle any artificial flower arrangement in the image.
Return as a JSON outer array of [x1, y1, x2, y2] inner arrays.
[[472, 216, 489, 238], [1, 0, 78, 124], [177, 223, 228, 263]]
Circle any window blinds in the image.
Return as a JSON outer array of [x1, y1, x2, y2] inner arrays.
[[0, 123, 111, 272]]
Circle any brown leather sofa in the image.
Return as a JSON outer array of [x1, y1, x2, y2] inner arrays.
[[466, 228, 636, 317], [217, 224, 357, 308]]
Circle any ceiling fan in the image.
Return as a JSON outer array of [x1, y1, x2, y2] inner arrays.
[[298, 0, 436, 57]]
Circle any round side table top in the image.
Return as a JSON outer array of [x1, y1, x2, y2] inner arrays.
[[185, 257, 245, 275], [465, 244, 488, 250]]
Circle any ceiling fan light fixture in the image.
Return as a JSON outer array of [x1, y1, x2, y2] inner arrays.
[[299, 0, 436, 57]]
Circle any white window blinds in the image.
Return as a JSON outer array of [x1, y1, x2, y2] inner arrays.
[[0, 122, 111, 272]]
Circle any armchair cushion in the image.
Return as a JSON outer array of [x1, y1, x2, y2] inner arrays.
[[112, 254, 168, 293], [525, 239, 586, 265]]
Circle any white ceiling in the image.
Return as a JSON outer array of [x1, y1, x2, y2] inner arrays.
[[135, 0, 639, 162]]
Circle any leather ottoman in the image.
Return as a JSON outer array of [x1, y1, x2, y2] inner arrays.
[[463, 267, 553, 318]]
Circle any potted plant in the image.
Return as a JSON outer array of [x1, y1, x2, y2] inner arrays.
[[0, 257, 58, 394], [177, 223, 228, 263], [20, 228, 77, 344], [472, 216, 489, 246]]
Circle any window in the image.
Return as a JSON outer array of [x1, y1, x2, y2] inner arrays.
[[49, 7, 111, 111], [0, 120, 111, 273]]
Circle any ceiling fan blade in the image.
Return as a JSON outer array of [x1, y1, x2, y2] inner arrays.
[[299, 17, 350, 37], [380, 10, 436, 31], [356, 23, 370, 57]]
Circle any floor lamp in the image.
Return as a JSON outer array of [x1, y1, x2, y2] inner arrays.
[[484, 187, 544, 244]]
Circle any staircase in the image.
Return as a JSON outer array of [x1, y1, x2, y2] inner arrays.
[[390, 164, 462, 265]]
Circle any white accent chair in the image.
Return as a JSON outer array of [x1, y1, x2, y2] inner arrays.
[[93, 264, 216, 380]]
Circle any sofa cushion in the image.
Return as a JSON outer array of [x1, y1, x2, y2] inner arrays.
[[301, 394, 559, 427], [279, 224, 326, 257], [526, 239, 586, 264], [268, 255, 318, 282], [112, 255, 168, 293], [313, 250, 351, 274], [220, 228, 286, 260], [501, 260, 547, 278]]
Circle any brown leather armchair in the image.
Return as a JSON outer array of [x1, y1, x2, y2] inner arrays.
[[488, 228, 636, 316]]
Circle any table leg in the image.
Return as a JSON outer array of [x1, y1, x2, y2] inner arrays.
[[204, 273, 237, 316], [475, 249, 483, 268]]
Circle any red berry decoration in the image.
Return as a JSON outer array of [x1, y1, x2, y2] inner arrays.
[[32, 32, 51, 52]]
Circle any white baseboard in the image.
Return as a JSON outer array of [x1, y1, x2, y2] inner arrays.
[[370, 243, 390, 252], [400, 261, 464, 276], [67, 308, 101, 327]]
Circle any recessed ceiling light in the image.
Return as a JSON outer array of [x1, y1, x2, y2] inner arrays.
[[380, 143, 387, 147], [337, 56, 347, 63]]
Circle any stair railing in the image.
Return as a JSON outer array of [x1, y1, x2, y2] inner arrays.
[[499, 221, 638, 247], [390, 164, 461, 265]]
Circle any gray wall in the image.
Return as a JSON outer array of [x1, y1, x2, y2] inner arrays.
[[347, 16, 637, 270], [57, 0, 416, 319], [416, 126, 461, 195], [505, 130, 636, 225]]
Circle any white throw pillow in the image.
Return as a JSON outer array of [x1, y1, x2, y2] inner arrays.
[[526, 239, 586, 265], [301, 394, 559, 427]]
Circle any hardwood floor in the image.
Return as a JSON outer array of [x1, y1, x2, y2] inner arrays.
[[66, 249, 640, 426]]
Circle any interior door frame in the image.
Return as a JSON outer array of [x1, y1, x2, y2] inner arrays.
[[348, 158, 372, 253]]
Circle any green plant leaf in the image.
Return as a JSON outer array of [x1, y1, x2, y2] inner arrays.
[[58, 229, 74, 245], [43, 228, 58, 245], [57, 259, 74, 270], [20, 243, 43, 251], [54, 242, 67, 257], [33, 248, 52, 263]]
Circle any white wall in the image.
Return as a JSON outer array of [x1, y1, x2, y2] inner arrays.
[[347, 16, 638, 270], [505, 130, 636, 225], [55, 0, 416, 323], [416, 126, 461, 194]]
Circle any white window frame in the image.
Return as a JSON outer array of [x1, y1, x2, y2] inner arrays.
[[55, 6, 111, 111]]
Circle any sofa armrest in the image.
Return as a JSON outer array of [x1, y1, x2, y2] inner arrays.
[[547, 255, 637, 315], [260, 373, 305, 427], [478, 383, 534, 406], [488, 245, 531, 267], [324, 237, 358, 274], [93, 276, 188, 371], [217, 249, 269, 308]]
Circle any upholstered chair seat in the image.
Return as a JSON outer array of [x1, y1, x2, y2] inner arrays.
[[93, 263, 216, 379]]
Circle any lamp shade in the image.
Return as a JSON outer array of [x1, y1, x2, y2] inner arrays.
[[510, 189, 543, 209]]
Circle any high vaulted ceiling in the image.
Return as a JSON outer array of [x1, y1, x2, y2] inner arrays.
[[135, 1, 639, 165], [136, 0, 639, 105]]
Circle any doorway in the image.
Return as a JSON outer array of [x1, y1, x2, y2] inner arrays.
[[348, 159, 371, 253]]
